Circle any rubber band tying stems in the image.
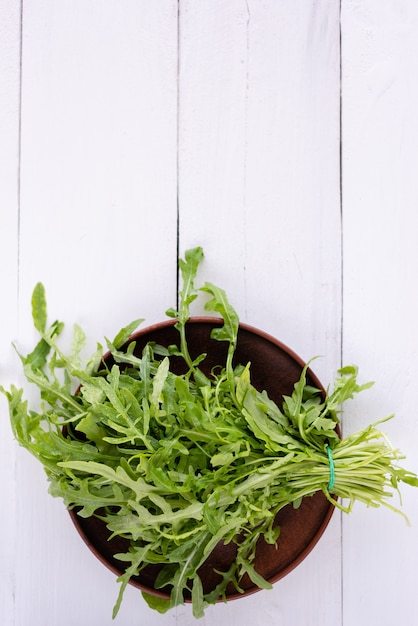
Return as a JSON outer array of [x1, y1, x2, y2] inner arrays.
[[326, 445, 335, 492]]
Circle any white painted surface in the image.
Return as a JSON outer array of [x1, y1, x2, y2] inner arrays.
[[0, 1, 417, 625], [0, 2, 20, 625], [342, 2, 418, 624]]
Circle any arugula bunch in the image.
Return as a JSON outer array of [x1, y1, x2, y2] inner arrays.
[[2, 247, 418, 619]]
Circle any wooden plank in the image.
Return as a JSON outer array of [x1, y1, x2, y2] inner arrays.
[[15, 2, 178, 624], [0, 1, 21, 624], [342, 1, 418, 624], [178, 2, 342, 624], [178, 0, 342, 382]]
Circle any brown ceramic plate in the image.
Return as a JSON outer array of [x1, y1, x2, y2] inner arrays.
[[69, 318, 336, 602]]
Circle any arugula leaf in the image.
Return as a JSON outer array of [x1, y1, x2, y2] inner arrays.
[[167, 246, 204, 324], [110, 318, 145, 351], [325, 365, 374, 413], [31, 282, 47, 333], [201, 281, 239, 391], [191, 574, 205, 619], [142, 592, 171, 614], [201, 282, 239, 347]]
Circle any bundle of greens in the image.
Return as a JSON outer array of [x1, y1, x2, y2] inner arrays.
[[2, 246, 417, 619]]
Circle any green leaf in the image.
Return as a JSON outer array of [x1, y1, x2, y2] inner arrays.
[[31, 282, 47, 333], [70, 324, 86, 365], [326, 365, 374, 412], [192, 575, 205, 619], [398, 470, 418, 488], [240, 385, 295, 452], [75, 414, 112, 453], [238, 560, 272, 591], [111, 318, 144, 350], [201, 282, 239, 346], [57, 461, 157, 501], [175, 246, 204, 323], [211, 451, 234, 467], [142, 592, 171, 614], [22, 338, 51, 370], [150, 357, 169, 410]]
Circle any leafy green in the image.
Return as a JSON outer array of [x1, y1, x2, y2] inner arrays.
[[142, 592, 171, 615], [2, 246, 418, 619], [31, 282, 47, 333]]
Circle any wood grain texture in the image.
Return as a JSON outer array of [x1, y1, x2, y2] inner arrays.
[[342, 1, 418, 624], [18, 0, 179, 336], [0, 1, 20, 624], [178, 0, 342, 385]]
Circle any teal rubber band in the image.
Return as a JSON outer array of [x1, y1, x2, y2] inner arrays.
[[326, 445, 335, 492]]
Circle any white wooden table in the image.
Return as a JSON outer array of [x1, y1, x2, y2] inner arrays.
[[1, 2, 418, 625]]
